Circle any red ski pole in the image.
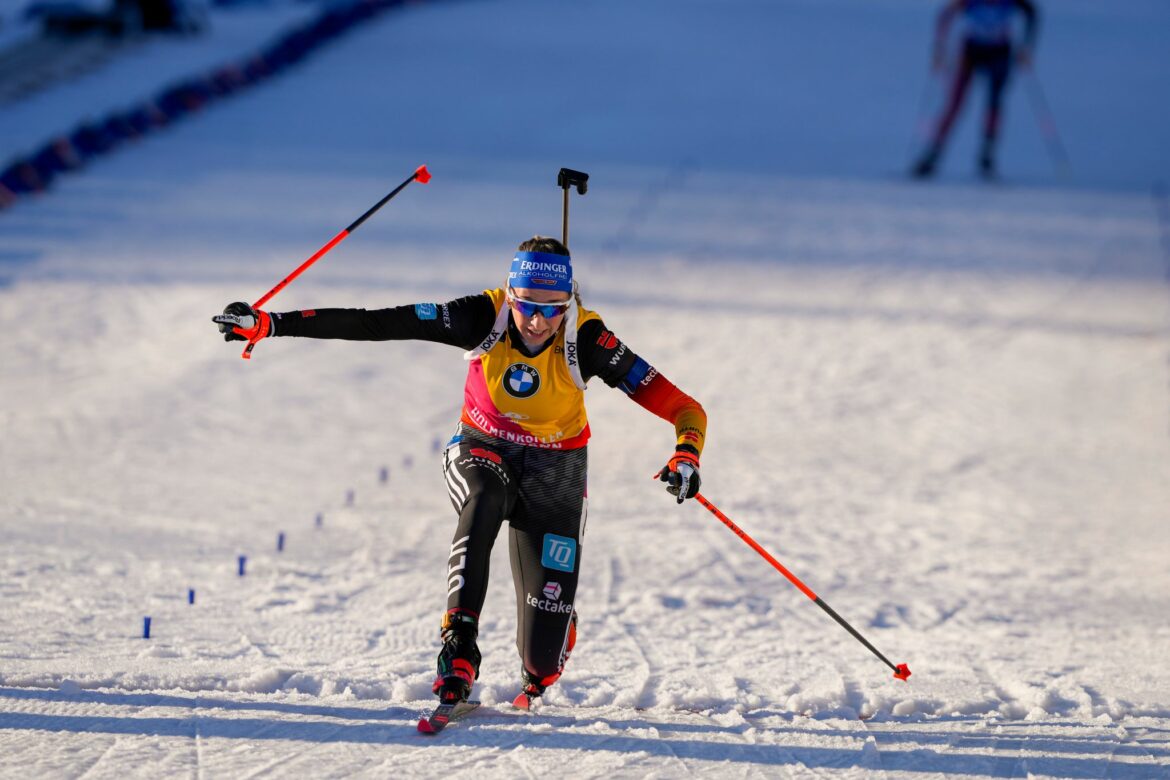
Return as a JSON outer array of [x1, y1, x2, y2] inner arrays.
[[693, 490, 911, 681], [239, 163, 432, 359]]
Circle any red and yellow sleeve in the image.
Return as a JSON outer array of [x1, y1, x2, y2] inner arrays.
[[629, 373, 707, 457]]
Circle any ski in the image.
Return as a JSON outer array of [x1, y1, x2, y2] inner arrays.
[[511, 692, 533, 710], [417, 699, 480, 734]]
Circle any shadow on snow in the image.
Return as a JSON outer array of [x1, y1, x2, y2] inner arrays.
[[0, 687, 1164, 778]]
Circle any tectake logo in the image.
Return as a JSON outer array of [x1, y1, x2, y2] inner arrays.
[[503, 363, 541, 399], [541, 534, 577, 572], [526, 592, 574, 614], [542, 581, 562, 601]]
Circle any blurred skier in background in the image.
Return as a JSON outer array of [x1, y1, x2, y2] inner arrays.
[[212, 236, 707, 708], [912, 0, 1039, 179]]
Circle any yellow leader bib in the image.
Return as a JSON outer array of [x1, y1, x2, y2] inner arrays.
[[459, 288, 600, 449]]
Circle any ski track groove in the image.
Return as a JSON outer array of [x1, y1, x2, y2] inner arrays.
[[473, 715, 538, 761], [997, 734, 1028, 779], [972, 663, 1018, 718], [1116, 731, 1161, 777], [73, 734, 121, 780], [617, 618, 654, 710], [853, 709, 889, 779], [621, 622, 701, 777], [505, 750, 539, 780], [654, 730, 693, 778], [194, 696, 205, 780], [701, 520, 756, 593], [235, 723, 348, 780]]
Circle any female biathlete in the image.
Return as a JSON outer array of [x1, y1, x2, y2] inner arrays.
[[213, 236, 707, 707], [912, 0, 1039, 179]]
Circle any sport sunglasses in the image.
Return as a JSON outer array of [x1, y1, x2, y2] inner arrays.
[[507, 292, 572, 319]]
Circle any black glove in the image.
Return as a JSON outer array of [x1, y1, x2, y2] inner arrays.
[[212, 302, 272, 343], [658, 444, 701, 504]]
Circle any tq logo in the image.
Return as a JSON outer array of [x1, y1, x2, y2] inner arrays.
[[541, 533, 577, 573]]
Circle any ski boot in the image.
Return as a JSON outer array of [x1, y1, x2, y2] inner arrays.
[[513, 611, 577, 709], [432, 609, 481, 704], [978, 143, 997, 180], [911, 147, 939, 179]]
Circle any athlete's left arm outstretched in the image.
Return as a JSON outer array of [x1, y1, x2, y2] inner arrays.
[[576, 319, 706, 503]]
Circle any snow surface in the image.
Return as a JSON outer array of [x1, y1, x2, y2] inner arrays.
[[2, 0, 1170, 776]]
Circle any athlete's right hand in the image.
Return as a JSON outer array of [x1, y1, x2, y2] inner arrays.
[[658, 446, 701, 504], [212, 301, 273, 343]]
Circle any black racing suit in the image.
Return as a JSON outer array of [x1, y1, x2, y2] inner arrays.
[[271, 294, 651, 682]]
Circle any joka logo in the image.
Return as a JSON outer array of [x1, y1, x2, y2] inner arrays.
[[503, 363, 540, 399], [541, 534, 577, 572], [542, 581, 562, 600], [479, 328, 501, 352]]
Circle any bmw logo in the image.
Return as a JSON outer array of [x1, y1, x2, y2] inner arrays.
[[503, 363, 540, 399]]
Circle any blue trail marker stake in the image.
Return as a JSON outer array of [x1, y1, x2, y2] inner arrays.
[[238, 555, 247, 576], [404, 455, 414, 469], [277, 532, 285, 552], [315, 512, 323, 528], [143, 616, 152, 639], [188, 589, 195, 605], [379, 466, 389, 484], [345, 489, 355, 507]]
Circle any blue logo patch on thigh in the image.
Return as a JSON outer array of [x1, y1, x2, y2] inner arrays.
[[541, 533, 577, 572]]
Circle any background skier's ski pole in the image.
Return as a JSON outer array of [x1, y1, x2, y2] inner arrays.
[[907, 68, 943, 164], [240, 163, 432, 359], [1022, 70, 1071, 179], [694, 491, 912, 681]]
